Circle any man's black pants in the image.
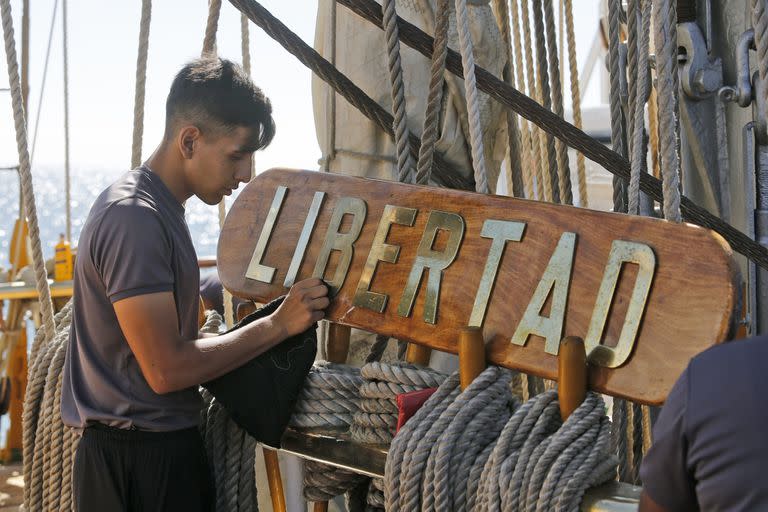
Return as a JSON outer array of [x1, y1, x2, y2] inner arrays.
[[73, 423, 214, 511]]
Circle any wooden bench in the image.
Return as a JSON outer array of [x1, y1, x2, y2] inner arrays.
[[219, 168, 739, 511]]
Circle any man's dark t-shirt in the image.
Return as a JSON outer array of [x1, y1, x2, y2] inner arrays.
[[640, 337, 768, 511], [61, 167, 201, 431]]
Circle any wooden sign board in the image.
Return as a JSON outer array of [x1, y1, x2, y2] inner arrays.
[[218, 169, 739, 405]]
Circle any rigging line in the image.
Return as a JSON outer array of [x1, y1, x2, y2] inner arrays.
[[29, 0, 59, 167]]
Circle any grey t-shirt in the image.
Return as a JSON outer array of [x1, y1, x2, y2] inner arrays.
[[61, 167, 202, 431], [640, 336, 768, 511]]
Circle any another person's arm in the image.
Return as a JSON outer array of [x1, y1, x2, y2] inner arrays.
[[113, 277, 328, 394], [638, 368, 697, 512]]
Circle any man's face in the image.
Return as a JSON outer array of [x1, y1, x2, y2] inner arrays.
[[187, 125, 257, 205]]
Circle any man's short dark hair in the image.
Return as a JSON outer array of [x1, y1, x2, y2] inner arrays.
[[165, 57, 275, 149]]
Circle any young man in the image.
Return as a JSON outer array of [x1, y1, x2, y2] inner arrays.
[[61, 57, 329, 511]]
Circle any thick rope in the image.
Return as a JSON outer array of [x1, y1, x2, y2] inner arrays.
[[628, 0, 652, 215], [385, 369, 616, 510], [203, 0, 222, 56], [608, 0, 628, 214], [508, 0, 536, 199], [454, 0, 490, 193], [352, 362, 447, 446], [131, 0, 151, 169], [23, 302, 76, 510], [241, 13, 252, 76], [1, 0, 56, 347], [415, 0, 450, 186], [543, 0, 572, 204], [382, 0, 416, 183], [63, 0, 71, 241], [563, 0, 587, 207], [519, 0, 547, 200], [531, 0, 559, 203], [653, 0, 682, 222], [492, 0, 525, 197], [753, 0, 768, 136]]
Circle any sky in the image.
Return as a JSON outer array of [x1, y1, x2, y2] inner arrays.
[[1, 0, 605, 174]]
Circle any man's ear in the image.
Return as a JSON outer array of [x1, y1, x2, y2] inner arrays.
[[178, 126, 200, 159]]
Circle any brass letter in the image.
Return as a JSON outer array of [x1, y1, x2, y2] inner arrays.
[[284, 191, 326, 287], [468, 220, 526, 327], [397, 210, 465, 324], [511, 232, 577, 354], [353, 205, 417, 312], [585, 241, 656, 368], [312, 197, 367, 294], [245, 185, 287, 283]]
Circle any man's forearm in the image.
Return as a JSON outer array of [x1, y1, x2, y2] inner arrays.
[[155, 316, 288, 393]]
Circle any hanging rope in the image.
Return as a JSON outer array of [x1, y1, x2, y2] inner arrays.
[[628, 0, 651, 215], [543, 0, 572, 204], [753, 0, 768, 136], [382, 0, 416, 183], [519, 0, 548, 201], [563, 0, 587, 207], [131, 0, 151, 169], [128, 2, 153, 168], [455, 0, 490, 193], [492, 0, 525, 197], [203, 0, 222, 56], [63, 0, 71, 241], [1, 0, 56, 347], [508, 0, 537, 200], [531, 0, 559, 203], [241, 13, 251, 76], [415, 0, 450, 186], [653, 0, 682, 222], [608, 0, 627, 214]]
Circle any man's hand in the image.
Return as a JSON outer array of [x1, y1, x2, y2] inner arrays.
[[271, 278, 330, 338]]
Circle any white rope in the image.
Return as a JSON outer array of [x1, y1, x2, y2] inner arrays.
[[653, 0, 682, 222], [1, 0, 56, 346], [131, 0, 151, 169], [62, 0, 71, 241], [531, 0, 558, 202], [455, 0, 490, 194], [492, 0, 525, 198], [415, 0, 450, 186], [563, 0, 587, 207], [521, 0, 548, 201], [203, 0, 222, 56], [381, 0, 416, 183], [543, 0, 572, 204]]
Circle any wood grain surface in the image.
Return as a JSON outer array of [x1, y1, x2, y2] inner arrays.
[[218, 169, 740, 405]]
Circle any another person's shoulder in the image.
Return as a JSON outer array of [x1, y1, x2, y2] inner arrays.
[[687, 336, 768, 391]]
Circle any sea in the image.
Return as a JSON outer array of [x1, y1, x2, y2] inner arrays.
[[0, 164, 233, 271]]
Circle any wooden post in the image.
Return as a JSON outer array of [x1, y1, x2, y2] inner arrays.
[[263, 448, 287, 512], [326, 322, 350, 364], [458, 327, 486, 390], [405, 343, 432, 366], [557, 336, 588, 421], [0, 301, 26, 463]]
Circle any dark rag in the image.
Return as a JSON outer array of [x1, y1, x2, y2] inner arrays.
[[203, 296, 317, 448]]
